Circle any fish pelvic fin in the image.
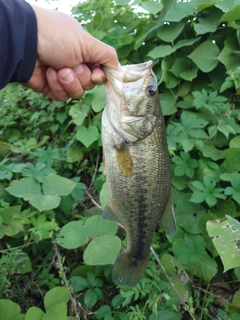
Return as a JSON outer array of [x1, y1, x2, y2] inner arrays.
[[112, 251, 149, 287], [159, 193, 176, 236], [102, 202, 120, 223]]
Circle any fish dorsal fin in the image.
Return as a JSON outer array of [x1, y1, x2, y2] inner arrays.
[[102, 203, 120, 223], [159, 193, 176, 236]]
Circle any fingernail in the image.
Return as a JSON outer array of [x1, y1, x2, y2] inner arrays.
[[48, 67, 57, 80], [73, 64, 84, 75], [61, 70, 74, 83]]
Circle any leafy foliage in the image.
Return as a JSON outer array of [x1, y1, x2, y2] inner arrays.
[[0, 0, 240, 319]]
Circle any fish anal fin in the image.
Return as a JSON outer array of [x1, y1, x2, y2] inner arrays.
[[102, 202, 120, 223], [115, 147, 133, 178], [159, 193, 176, 236], [112, 251, 149, 287]]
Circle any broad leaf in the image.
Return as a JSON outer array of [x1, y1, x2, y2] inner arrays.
[[42, 303, 67, 320], [26, 307, 45, 320], [56, 221, 89, 249], [207, 215, 240, 271], [6, 176, 40, 199], [188, 40, 220, 72], [218, 36, 240, 71], [148, 45, 175, 59], [0, 300, 21, 320], [157, 22, 184, 42], [83, 235, 121, 265], [172, 235, 217, 282], [91, 85, 106, 112], [164, 2, 194, 22], [42, 174, 76, 196], [44, 287, 70, 312], [141, 1, 163, 15], [76, 125, 99, 148], [85, 215, 118, 238]]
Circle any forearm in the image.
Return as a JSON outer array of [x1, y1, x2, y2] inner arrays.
[[0, 0, 37, 89]]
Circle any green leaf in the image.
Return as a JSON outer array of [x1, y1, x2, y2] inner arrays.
[[160, 254, 192, 302], [76, 126, 99, 148], [172, 235, 217, 282], [26, 307, 45, 320], [5, 218, 24, 236], [42, 174, 77, 196], [84, 289, 98, 309], [115, 0, 129, 4], [216, 0, 240, 12], [83, 235, 121, 265], [218, 36, 240, 71], [91, 85, 106, 112], [85, 215, 118, 238], [69, 104, 90, 127], [44, 287, 70, 312], [6, 176, 41, 199], [194, 9, 222, 35], [174, 37, 200, 50], [56, 221, 89, 249], [148, 45, 175, 59], [176, 194, 204, 234], [173, 151, 198, 178], [69, 276, 88, 292], [29, 194, 60, 212], [157, 22, 184, 42], [96, 305, 112, 319], [188, 40, 220, 72], [160, 92, 177, 116], [225, 174, 240, 204], [99, 182, 109, 208], [190, 177, 225, 207], [42, 303, 67, 320], [0, 300, 21, 320], [221, 5, 240, 23], [164, 2, 194, 22], [201, 143, 224, 161], [170, 58, 198, 81], [230, 136, 240, 148], [141, 1, 163, 14], [66, 147, 83, 163], [149, 310, 183, 320], [207, 215, 240, 271], [232, 290, 240, 313], [71, 182, 86, 201], [221, 148, 240, 173]]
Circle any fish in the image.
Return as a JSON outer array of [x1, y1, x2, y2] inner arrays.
[[101, 60, 176, 287]]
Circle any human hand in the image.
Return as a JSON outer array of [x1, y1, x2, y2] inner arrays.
[[26, 4, 119, 101]]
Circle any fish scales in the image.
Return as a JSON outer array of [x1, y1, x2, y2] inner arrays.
[[101, 61, 176, 286]]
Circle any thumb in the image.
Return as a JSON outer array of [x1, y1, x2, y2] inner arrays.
[[79, 29, 119, 70]]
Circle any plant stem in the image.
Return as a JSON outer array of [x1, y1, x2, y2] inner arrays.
[[150, 246, 197, 320]]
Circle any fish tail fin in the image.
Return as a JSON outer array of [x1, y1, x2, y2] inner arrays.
[[112, 251, 149, 287]]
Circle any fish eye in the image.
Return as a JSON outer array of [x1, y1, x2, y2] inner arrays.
[[146, 85, 157, 96]]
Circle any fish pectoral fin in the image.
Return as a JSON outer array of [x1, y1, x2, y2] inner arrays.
[[116, 147, 133, 178], [159, 194, 176, 236], [102, 203, 120, 223]]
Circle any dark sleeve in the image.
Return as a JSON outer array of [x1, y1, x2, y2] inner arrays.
[[0, 0, 37, 89]]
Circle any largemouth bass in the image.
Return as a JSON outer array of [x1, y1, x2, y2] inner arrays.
[[101, 60, 176, 287]]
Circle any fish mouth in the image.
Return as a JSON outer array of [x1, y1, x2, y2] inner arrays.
[[103, 60, 153, 92]]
